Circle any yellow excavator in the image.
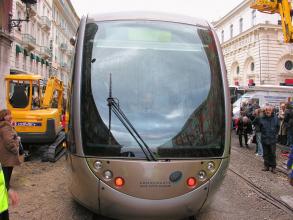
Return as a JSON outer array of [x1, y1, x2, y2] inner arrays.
[[5, 74, 66, 162], [250, 0, 293, 43]]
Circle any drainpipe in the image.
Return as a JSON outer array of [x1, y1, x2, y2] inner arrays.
[[258, 31, 262, 85]]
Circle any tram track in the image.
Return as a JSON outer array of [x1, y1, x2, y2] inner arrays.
[[228, 167, 293, 216], [231, 147, 289, 176]]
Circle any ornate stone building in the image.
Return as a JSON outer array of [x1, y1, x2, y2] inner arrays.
[[0, 0, 13, 108], [214, 0, 293, 86], [9, 0, 79, 87]]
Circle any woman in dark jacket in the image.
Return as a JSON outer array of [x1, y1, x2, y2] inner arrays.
[[0, 109, 20, 219]]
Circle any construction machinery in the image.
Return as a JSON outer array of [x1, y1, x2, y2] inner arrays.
[[250, 0, 293, 43], [5, 74, 66, 162]]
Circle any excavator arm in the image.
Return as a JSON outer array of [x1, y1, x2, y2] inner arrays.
[[251, 0, 293, 43], [42, 76, 64, 115]]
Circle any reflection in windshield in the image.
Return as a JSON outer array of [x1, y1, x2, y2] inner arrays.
[[81, 21, 225, 158]]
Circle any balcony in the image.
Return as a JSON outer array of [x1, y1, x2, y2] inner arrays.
[[29, 5, 37, 17], [41, 16, 51, 31], [60, 62, 68, 70], [60, 43, 68, 51], [40, 46, 51, 59], [66, 48, 73, 57], [22, 34, 36, 51]]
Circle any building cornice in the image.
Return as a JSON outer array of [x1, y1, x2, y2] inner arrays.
[[53, 0, 79, 30], [214, 0, 252, 27], [67, 0, 80, 22], [0, 31, 13, 45], [221, 23, 282, 47]]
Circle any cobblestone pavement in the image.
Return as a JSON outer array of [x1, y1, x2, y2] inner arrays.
[[9, 134, 293, 220]]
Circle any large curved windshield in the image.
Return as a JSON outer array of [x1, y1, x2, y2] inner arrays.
[[81, 20, 225, 159]]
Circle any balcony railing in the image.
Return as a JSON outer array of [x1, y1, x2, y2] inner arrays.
[[60, 43, 68, 51], [29, 5, 37, 17], [41, 46, 50, 58], [41, 16, 51, 31], [66, 48, 73, 56], [60, 62, 68, 69], [22, 34, 36, 50]]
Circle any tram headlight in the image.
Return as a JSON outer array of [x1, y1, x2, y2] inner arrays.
[[93, 161, 102, 171], [207, 161, 216, 172], [198, 170, 207, 181], [103, 170, 113, 180]]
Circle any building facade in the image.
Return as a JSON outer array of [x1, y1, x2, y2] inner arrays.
[[214, 0, 293, 87], [0, 0, 13, 108], [51, 0, 79, 87], [9, 0, 79, 88]]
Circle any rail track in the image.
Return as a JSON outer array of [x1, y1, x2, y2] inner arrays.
[[231, 146, 289, 175], [230, 141, 293, 215], [228, 168, 293, 215]]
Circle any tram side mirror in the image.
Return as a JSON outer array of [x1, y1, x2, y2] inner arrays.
[[70, 37, 76, 46]]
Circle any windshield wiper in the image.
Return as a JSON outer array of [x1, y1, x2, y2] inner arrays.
[[107, 73, 156, 161]]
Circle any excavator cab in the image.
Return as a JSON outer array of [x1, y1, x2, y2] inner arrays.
[[5, 74, 66, 162], [7, 75, 41, 110]]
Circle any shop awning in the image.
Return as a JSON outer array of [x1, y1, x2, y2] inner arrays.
[[36, 56, 40, 62], [30, 53, 35, 60], [46, 61, 49, 66], [16, 45, 23, 54], [41, 59, 45, 64]]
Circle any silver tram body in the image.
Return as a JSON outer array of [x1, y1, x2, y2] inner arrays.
[[67, 12, 231, 220]]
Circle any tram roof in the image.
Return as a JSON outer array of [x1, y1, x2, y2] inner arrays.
[[87, 11, 210, 28]]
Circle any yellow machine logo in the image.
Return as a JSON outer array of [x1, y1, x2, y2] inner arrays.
[[14, 122, 42, 127]]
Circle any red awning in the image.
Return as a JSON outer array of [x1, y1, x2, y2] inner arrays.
[[285, 79, 293, 85]]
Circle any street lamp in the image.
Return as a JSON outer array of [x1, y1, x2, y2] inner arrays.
[[8, 0, 37, 33]]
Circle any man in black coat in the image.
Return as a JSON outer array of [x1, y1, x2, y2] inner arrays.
[[259, 106, 280, 173]]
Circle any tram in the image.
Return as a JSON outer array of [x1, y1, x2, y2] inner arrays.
[[67, 12, 231, 220]]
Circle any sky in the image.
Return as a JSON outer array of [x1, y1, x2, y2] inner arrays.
[[70, 0, 242, 22]]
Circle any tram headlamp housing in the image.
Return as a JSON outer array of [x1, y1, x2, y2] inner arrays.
[[93, 161, 102, 171], [207, 161, 216, 172], [103, 170, 113, 180], [198, 170, 207, 181]]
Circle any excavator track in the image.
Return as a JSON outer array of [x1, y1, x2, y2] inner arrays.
[[42, 131, 66, 162]]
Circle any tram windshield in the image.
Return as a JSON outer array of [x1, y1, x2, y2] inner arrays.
[[81, 20, 226, 159]]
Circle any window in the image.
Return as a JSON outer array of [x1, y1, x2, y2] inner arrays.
[[236, 66, 240, 74], [81, 21, 226, 158], [239, 18, 243, 33], [230, 24, 233, 38], [285, 60, 293, 70], [31, 23, 35, 36], [221, 30, 224, 43], [16, 53, 20, 69], [251, 62, 255, 71], [251, 10, 256, 26]]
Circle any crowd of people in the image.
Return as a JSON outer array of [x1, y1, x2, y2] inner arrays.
[[235, 101, 293, 184]]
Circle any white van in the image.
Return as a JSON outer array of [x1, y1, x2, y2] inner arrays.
[[232, 85, 293, 119]]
